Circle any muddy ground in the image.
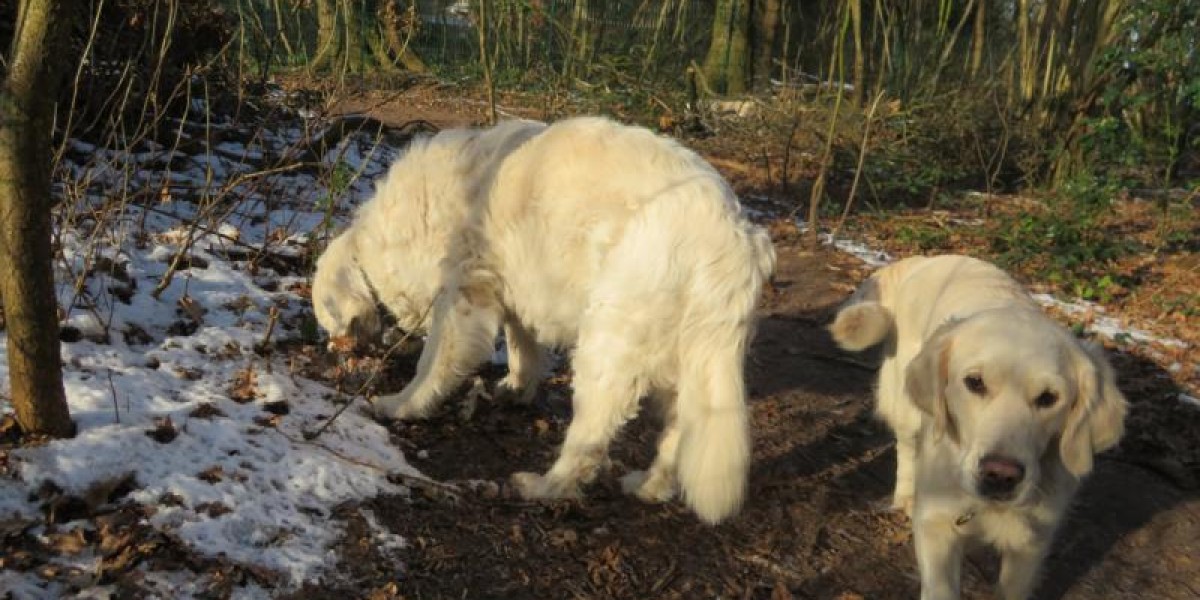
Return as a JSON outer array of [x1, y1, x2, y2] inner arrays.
[[288, 233, 1199, 600], [6, 84, 1193, 599]]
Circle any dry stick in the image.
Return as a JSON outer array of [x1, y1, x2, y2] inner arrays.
[[829, 90, 886, 241], [301, 294, 438, 441], [107, 370, 120, 424], [477, 0, 498, 125]]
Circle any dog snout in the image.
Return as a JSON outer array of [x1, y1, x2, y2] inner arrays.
[[977, 454, 1025, 500]]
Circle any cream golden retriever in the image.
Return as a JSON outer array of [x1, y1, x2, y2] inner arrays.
[[829, 255, 1127, 600], [313, 116, 775, 524]]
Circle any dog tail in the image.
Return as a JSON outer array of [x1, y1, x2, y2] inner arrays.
[[674, 199, 767, 525], [746, 222, 777, 282], [676, 326, 753, 525], [828, 277, 894, 351]]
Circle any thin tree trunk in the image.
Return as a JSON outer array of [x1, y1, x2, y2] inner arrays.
[[849, 0, 863, 104], [340, 0, 361, 74], [310, 0, 340, 71], [379, 0, 428, 73], [0, 0, 76, 437], [970, 0, 986, 77], [752, 0, 780, 90], [702, 0, 734, 93], [703, 0, 751, 95], [477, 0, 497, 125]]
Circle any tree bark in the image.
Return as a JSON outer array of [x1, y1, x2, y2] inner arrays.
[[0, 0, 76, 437], [310, 0, 340, 71], [849, 0, 863, 104], [703, 0, 751, 95], [752, 0, 781, 90]]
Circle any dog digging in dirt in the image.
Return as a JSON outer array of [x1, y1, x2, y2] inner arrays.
[[829, 254, 1127, 600], [313, 116, 776, 524]]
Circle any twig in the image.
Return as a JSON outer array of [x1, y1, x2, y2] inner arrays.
[[830, 90, 886, 241], [107, 370, 120, 424], [257, 306, 280, 352], [301, 293, 438, 440]]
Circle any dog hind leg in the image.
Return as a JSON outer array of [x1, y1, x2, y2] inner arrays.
[[495, 317, 544, 405], [512, 325, 644, 500], [621, 392, 680, 503]]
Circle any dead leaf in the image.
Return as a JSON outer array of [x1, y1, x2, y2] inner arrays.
[[197, 466, 225, 484], [329, 335, 356, 353], [253, 414, 282, 428], [44, 528, 90, 556], [178, 294, 207, 323], [82, 472, 138, 508], [173, 366, 203, 381], [196, 501, 232, 518], [771, 581, 795, 600], [261, 400, 290, 415], [0, 414, 21, 444], [189, 403, 227, 419], [145, 417, 178, 444], [228, 366, 258, 404]]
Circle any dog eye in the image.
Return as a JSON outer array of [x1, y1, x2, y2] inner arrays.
[[963, 374, 987, 395], [1034, 391, 1058, 408]]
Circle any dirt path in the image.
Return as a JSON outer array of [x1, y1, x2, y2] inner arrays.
[[291, 238, 1199, 600]]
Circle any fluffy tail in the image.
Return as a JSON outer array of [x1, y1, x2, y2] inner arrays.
[[828, 277, 894, 351], [676, 320, 753, 525], [674, 208, 766, 525]]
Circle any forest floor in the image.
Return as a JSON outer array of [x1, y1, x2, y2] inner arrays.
[[290, 85, 1200, 599], [1, 82, 1196, 599]]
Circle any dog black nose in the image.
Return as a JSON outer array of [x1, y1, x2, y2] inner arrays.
[[978, 455, 1025, 499]]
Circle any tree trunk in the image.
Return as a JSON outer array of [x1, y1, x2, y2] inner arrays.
[[0, 0, 76, 437], [970, 0, 986, 77], [378, 0, 429, 73], [310, 0, 341, 71], [703, 0, 751, 95], [849, 0, 863, 104], [752, 0, 781, 90]]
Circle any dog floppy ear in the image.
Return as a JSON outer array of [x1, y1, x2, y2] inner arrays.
[[904, 326, 957, 441], [1060, 341, 1128, 478]]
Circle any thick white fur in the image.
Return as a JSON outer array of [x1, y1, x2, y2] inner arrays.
[[315, 116, 775, 525], [313, 119, 547, 343], [829, 255, 1127, 600]]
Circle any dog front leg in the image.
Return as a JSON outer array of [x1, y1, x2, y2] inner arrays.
[[373, 284, 502, 420], [512, 352, 642, 500], [998, 537, 1051, 600], [913, 514, 965, 600], [893, 436, 918, 515], [495, 317, 544, 405]]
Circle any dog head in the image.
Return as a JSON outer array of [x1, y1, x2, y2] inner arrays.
[[312, 229, 380, 348], [905, 308, 1127, 505]]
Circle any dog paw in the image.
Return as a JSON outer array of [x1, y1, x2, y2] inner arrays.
[[510, 471, 580, 500], [494, 378, 535, 405], [620, 470, 675, 503], [371, 393, 430, 421]]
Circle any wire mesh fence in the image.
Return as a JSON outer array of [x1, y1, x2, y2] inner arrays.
[[220, 0, 717, 88]]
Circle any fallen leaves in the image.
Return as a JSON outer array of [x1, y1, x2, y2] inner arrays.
[[189, 402, 227, 419], [145, 416, 178, 443], [228, 365, 259, 403]]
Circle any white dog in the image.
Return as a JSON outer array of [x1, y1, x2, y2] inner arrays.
[[313, 117, 776, 524], [829, 255, 1127, 600]]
